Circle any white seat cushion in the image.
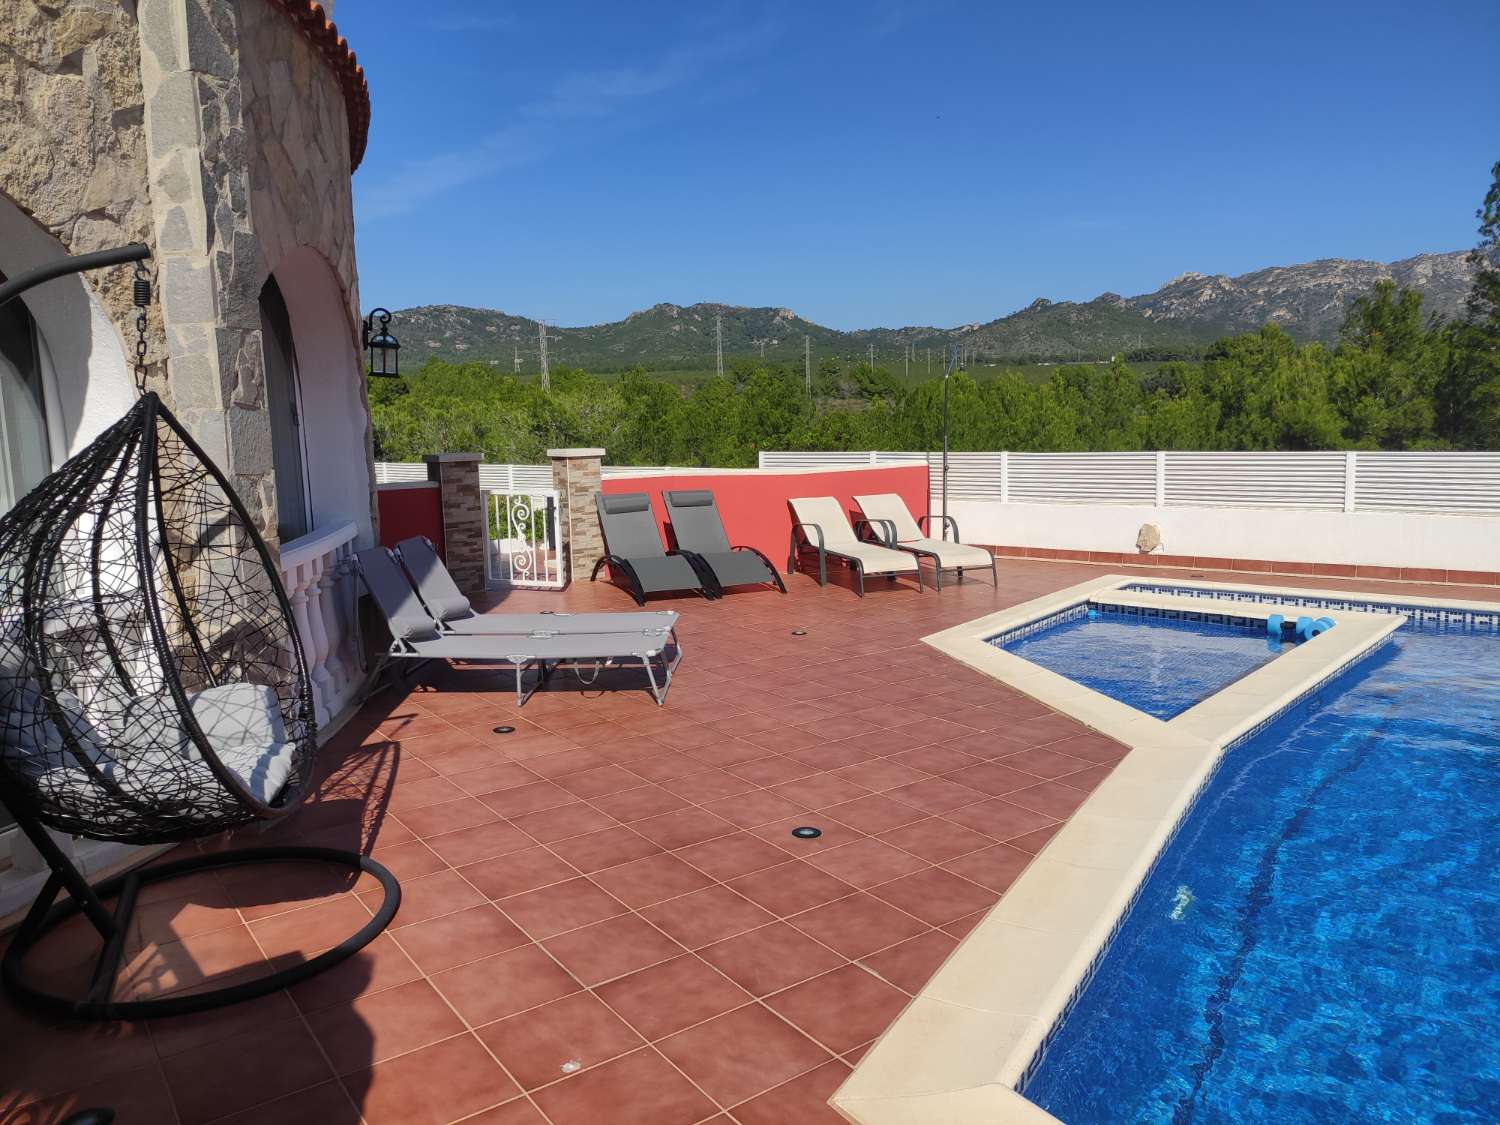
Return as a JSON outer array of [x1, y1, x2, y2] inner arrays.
[[904, 538, 994, 569]]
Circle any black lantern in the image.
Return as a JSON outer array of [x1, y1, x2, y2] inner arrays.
[[362, 307, 400, 378]]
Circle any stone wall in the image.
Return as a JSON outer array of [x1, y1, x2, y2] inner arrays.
[[551, 449, 606, 584], [0, 0, 167, 388], [427, 455, 486, 595]]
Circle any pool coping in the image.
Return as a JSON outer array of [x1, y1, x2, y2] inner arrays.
[[828, 575, 1500, 1125]]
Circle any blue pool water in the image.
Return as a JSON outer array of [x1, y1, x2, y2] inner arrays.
[[1026, 618, 1500, 1123], [997, 608, 1291, 719]]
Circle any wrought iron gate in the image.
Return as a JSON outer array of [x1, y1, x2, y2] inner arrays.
[[483, 488, 564, 588]]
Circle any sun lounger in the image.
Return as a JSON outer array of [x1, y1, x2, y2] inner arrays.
[[394, 536, 677, 634], [662, 490, 785, 595], [786, 496, 922, 596], [592, 493, 712, 605], [853, 493, 997, 590], [355, 546, 681, 705]]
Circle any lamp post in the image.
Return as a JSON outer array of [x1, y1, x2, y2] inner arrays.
[[362, 308, 400, 378], [941, 343, 959, 541]]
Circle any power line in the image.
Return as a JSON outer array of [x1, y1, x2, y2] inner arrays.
[[537, 320, 559, 391], [715, 312, 724, 379]]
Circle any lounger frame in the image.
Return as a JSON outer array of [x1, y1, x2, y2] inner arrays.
[[786, 520, 924, 597], [858, 513, 999, 590]]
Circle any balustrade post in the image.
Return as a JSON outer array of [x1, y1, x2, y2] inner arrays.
[[315, 552, 350, 704]]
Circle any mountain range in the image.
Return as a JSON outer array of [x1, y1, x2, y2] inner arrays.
[[392, 250, 1476, 373]]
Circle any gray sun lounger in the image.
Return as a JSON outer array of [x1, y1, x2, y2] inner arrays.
[[662, 490, 785, 595], [591, 493, 712, 605], [355, 546, 681, 705], [394, 536, 678, 635]]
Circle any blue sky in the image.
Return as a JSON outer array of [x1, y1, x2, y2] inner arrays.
[[340, 0, 1498, 330]]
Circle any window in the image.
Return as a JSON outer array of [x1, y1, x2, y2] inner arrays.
[[259, 276, 310, 541], [0, 272, 51, 516], [0, 272, 51, 838]]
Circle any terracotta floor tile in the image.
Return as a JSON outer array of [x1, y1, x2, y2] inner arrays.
[[508, 800, 618, 843], [730, 1058, 852, 1125], [499, 877, 628, 939], [657, 1002, 831, 1107], [447, 760, 545, 797], [727, 860, 856, 917], [554, 763, 647, 798], [393, 903, 530, 974], [941, 842, 1034, 892], [688, 737, 771, 768], [369, 868, 486, 929], [1045, 731, 1129, 765], [307, 977, 466, 1074], [997, 745, 1098, 780], [595, 953, 752, 1040], [883, 776, 987, 815], [288, 932, 423, 1013], [821, 793, 927, 834], [831, 758, 928, 793], [803, 838, 930, 889], [1060, 762, 1114, 792], [21, 1064, 183, 1125], [703, 789, 809, 829], [878, 816, 994, 863], [431, 944, 580, 1025], [623, 750, 713, 783], [462, 1096, 550, 1124], [943, 910, 987, 939], [544, 824, 662, 873], [523, 747, 609, 778], [530, 1047, 717, 1125], [673, 831, 791, 881], [479, 780, 580, 819], [888, 744, 981, 776], [699, 922, 845, 996], [787, 893, 928, 960], [459, 846, 579, 900], [345, 1033, 518, 1125], [748, 816, 867, 856], [764, 963, 910, 1054], [211, 1080, 361, 1125], [398, 795, 503, 839], [745, 726, 825, 754], [630, 807, 737, 850], [639, 885, 776, 949], [592, 782, 691, 822], [868, 866, 997, 926], [771, 772, 869, 809], [944, 797, 1058, 841], [728, 755, 817, 787], [591, 734, 670, 763], [659, 766, 757, 803], [423, 819, 534, 867], [589, 853, 715, 909], [249, 895, 372, 964], [859, 927, 961, 994], [1007, 822, 1063, 854], [542, 913, 684, 986], [476, 990, 644, 1090], [943, 761, 1037, 798], [162, 1017, 334, 1124], [1004, 779, 1091, 818], [789, 739, 877, 772]]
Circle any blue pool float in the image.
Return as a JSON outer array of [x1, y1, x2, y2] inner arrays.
[[1295, 615, 1315, 640], [1266, 613, 1285, 637]]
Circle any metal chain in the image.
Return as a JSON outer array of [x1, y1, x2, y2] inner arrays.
[[132, 260, 151, 396]]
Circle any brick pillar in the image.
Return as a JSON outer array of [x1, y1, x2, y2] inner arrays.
[[426, 453, 486, 595], [550, 448, 606, 585]]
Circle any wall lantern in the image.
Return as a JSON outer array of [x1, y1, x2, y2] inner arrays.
[[362, 308, 400, 377]]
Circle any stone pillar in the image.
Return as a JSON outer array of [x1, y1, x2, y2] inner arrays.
[[550, 448, 606, 585], [426, 453, 486, 595]]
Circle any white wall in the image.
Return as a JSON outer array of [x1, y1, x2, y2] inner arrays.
[[0, 200, 134, 457], [948, 499, 1500, 572]]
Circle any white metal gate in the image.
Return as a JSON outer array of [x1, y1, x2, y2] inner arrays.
[[484, 488, 564, 588]]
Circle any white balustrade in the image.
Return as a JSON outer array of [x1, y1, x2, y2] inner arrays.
[[277, 521, 362, 729]]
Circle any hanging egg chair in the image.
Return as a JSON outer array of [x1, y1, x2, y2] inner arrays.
[[0, 247, 398, 1020]]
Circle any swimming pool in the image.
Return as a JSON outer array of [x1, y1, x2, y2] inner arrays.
[[1024, 614, 1500, 1122], [995, 606, 1297, 719]]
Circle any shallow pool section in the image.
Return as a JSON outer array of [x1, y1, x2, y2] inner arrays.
[[1025, 618, 1500, 1122], [993, 606, 1291, 720]]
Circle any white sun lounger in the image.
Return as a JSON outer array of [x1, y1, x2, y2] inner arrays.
[[355, 546, 681, 705], [853, 493, 997, 590], [786, 496, 922, 596]]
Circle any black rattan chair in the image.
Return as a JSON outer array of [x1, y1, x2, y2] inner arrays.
[[0, 392, 398, 1020]]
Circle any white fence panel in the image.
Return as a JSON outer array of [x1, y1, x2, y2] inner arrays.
[[1006, 452, 1157, 504], [1353, 452, 1500, 514], [757, 451, 925, 469], [373, 461, 427, 483], [1163, 452, 1347, 510], [930, 452, 1004, 503]]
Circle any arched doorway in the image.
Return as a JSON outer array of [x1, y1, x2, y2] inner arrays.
[[259, 274, 311, 542]]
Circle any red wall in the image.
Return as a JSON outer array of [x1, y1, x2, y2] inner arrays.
[[600, 464, 930, 564], [377, 483, 445, 558]]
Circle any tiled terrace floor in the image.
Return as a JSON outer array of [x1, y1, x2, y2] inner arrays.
[[4, 559, 1497, 1125]]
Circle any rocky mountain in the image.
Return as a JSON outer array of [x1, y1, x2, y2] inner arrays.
[[391, 251, 1475, 372]]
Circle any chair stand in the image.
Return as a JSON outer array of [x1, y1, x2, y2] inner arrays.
[[1, 810, 401, 1021]]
